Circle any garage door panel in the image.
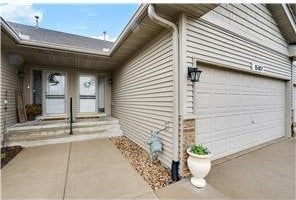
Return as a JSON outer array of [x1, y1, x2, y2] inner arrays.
[[212, 139, 228, 155], [228, 115, 242, 128], [198, 82, 212, 91], [196, 118, 213, 134], [229, 94, 241, 107], [213, 93, 228, 106], [195, 65, 286, 160], [196, 92, 212, 108], [214, 115, 230, 131], [228, 136, 244, 152]]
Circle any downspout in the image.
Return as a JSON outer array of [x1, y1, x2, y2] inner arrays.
[[148, 5, 180, 181], [292, 58, 296, 136]]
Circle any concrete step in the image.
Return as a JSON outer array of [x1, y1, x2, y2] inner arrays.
[[7, 118, 120, 133], [73, 124, 121, 135], [73, 118, 120, 127], [5, 117, 123, 145], [7, 122, 120, 136], [6, 130, 69, 142], [5, 130, 123, 147], [6, 124, 121, 142]]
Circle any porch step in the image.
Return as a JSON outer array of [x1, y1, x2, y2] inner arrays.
[[36, 114, 68, 121], [5, 117, 123, 146], [76, 113, 107, 119], [5, 130, 122, 147]]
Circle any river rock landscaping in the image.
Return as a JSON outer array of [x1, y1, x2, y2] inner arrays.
[[111, 136, 172, 190]]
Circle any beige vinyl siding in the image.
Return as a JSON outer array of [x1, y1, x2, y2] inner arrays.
[[201, 4, 288, 55], [22, 65, 31, 106], [112, 32, 174, 167], [294, 62, 296, 83], [105, 72, 112, 116], [1, 53, 22, 137], [185, 14, 291, 114]]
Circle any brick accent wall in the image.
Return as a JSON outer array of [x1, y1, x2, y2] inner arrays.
[[179, 118, 196, 177]]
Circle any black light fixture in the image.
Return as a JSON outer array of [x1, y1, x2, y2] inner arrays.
[[48, 73, 61, 85], [108, 78, 113, 85], [188, 67, 202, 82]]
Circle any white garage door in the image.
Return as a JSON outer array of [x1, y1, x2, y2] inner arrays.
[[196, 65, 286, 160]]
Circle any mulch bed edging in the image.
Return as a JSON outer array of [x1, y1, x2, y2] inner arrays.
[[1, 146, 23, 168], [111, 136, 172, 190]]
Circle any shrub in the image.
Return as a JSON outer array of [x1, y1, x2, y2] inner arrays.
[[25, 104, 42, 120], [190, 144, 210, 155]]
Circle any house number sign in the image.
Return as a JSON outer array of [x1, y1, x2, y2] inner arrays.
[[251, 62, 264, 72]]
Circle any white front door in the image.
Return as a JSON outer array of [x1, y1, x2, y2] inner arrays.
[[44, 72, 66, 115], [79, 75, 97, 113]]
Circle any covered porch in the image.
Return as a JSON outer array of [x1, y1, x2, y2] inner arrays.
[[1, 22, 123, 145], [2, 36, 116, 120]]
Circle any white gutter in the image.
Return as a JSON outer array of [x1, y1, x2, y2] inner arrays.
[[109, 4, 148, 55], [20, 40, 110, 57], [148, 5, 180, 167], [1, 18, 21, 41], [292, 58, 296, 123], [283, 4, 296, 35]]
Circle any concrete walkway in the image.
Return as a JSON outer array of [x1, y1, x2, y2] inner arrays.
[[2, 138, 295, 199], [2, 139, 153, 199]]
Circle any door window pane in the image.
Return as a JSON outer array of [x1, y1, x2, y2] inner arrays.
[[98, 74, 105, 113], [33, 70, 42, 104], [79, 75, 96, 113], [45, 72, 65, 114]]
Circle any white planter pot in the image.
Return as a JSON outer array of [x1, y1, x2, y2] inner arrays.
[[187, 148, 212, 188]]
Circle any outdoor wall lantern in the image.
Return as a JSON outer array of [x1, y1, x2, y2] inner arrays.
[[188, 66, 202, 82], [108, 78, 113, 85], [48, 73, 61, 85], [3, 91, 8, 111]]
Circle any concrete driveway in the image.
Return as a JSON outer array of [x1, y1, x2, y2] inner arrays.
[[156, 138, 296, 199], [2, 138, 295, 199], [2, 139, 154, 199]]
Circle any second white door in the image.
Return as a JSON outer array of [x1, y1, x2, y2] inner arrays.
[[79, 75, 96, 113]]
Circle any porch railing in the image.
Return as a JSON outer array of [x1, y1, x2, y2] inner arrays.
[[69, 97, 73, 135]]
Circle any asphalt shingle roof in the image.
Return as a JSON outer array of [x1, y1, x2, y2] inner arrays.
[[8, 21, 114, 52]]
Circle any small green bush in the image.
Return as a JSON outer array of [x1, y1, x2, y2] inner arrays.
[[190, 144, 210, 155], [25, 104, 42, 120]]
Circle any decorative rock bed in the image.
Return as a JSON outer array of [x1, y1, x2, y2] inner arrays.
[[1, 146, 23, 168], [111, 136, 172, 190]]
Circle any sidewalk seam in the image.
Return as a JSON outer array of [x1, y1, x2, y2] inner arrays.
[[62, 142, 72, 200]]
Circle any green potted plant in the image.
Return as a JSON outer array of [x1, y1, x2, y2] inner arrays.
[[25, 104, 42, 121], [187, 144, 212, 188]]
